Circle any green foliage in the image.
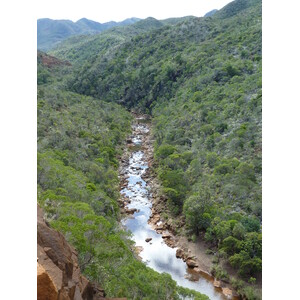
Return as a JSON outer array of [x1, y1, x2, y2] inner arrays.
[[214, 163, 233, 175], [184, 190, 212, 234], [221, 236, 241, 255], [86, 183, 96, 192], [159, 168, 188, 208], [155, 144, 176, 159], [231, 277, 261, 300], [229, 250, 261, 278], [241, 216, 261, 232], [232, 222, 246, 240], [210, 264, 229, 281]]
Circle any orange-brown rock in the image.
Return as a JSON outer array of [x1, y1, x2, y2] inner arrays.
[[175, 248, 185, 259], [37, 262, 58, 300], [37, 204, 106, 300], [38, 51, 71, 68], [222, 287, 233, 297], [162, 233, 171, 239], [186, 258, 198, 268], [155, 224, 165, 231], [213, 279, 221, 288], [164, 238, 176, 248], [149, 214, 160, 224], [125, 208, 138, 214]]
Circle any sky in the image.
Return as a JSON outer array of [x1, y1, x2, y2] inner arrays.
[[36, 0, 234, 23]]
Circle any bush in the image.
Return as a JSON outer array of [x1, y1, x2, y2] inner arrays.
[[210, 264, 229, 281], [221, 236, 241, 255], [155, 144, 176, 159]]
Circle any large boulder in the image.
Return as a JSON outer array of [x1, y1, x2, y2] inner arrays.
[[186, 258, 198, 268], [222, 287, 233, 297], [162, 233, 171, 239], [37, 262, 58, 300], [175, 248, 185, 259]]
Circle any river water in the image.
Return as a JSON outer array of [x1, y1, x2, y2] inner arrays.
[[121, 120, 227, 300]]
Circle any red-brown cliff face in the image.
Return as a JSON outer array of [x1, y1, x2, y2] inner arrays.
[[37, 51, 72, 68], [37, 204, 106, 300]]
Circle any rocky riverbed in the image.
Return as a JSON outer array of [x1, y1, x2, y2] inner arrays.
[[118, 114, 240, 300]]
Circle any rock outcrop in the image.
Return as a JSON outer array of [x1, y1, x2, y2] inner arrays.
[[37, 204, 106, 300], [37, 262, 58, 300]]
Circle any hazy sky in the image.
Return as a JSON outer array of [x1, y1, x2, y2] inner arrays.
[[36, 0, 233, 23]]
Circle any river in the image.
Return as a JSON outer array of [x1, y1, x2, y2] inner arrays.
[[120, 117, 230, 300]]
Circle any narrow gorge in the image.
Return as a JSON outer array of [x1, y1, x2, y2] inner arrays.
[[37, 1, 262, 298]]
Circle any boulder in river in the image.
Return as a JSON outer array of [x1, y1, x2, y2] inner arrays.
[[186, 258, 198, 268], [155, 224, 165, 231], [162, 233, 171, 239], [145, 237, 152, 242], [213, 279, 222, 288], [165, 238, 176, 248], [222, 287, 233, 297], [176, 248, 185, 259], [125, 208, 138, 214]]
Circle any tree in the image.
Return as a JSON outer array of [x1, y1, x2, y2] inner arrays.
[[221, 236, 241, 255], [155, 144, 176, 159], [232, 222, 246, 240], [183, 189, 212, 234]]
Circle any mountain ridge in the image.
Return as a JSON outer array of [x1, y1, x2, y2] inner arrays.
[[37, 17, 141, 51]]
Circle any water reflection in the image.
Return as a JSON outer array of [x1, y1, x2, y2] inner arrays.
[[121, 123, 226, 300]]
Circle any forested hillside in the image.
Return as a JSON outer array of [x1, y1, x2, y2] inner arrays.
[[39, 0, 262, 299]]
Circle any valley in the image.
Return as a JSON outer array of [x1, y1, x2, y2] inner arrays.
[[119, 115, 239, 300], [37, 1, 262, 299]]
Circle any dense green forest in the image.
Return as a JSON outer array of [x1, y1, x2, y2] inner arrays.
[[38, 0, 262, 299]]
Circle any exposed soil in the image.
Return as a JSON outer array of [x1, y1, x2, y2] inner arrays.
[[37, 51, 72, 68]]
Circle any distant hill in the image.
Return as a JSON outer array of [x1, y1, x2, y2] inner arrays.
[[130, 17, 164, 30], [204, 9, 218, 17], [161, 16, 196, 26], [49, 17, 172, 66], [37, 17, 141, 51], [214, 0, 259, 19]]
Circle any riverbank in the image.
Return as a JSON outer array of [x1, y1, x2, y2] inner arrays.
[[138, 116, 240, 300], [141, 120, 263, 299]]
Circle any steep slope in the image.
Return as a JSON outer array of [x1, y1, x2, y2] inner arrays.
[[58, 0, 261, 110], [48, 17, 168, 67], [214, 0, 259, 19], [204, 9, 218, 17], [37, 205, 106, 300], [37, 17, 141, 51]]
